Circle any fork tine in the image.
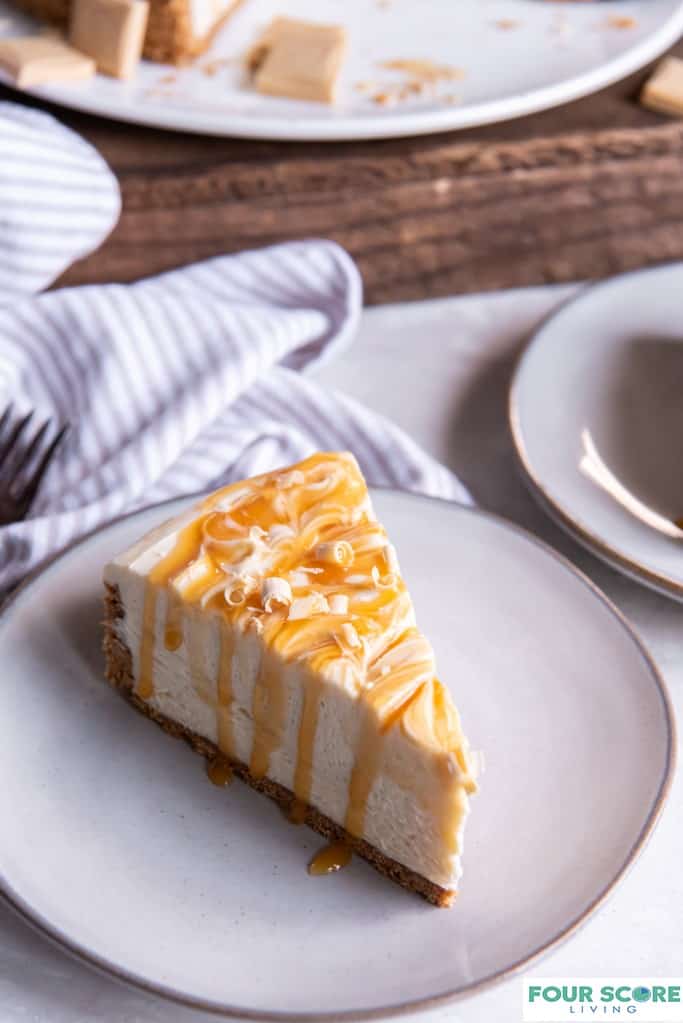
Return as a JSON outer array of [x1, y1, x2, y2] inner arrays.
[[0, 410, 34, 469], [0, 403, 13, 440], [17, 423, 69, 511], [10, 419, 50, 491]]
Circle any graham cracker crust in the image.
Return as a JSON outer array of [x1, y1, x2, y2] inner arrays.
[[103, 583, 455, 908]]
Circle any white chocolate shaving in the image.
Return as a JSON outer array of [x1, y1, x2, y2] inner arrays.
[[278, 469, 305, 489], [288, 593, 330, 620], [383, 543, 400, 575], [268, 523, 295, 544], [261, 577, 292, 613], [340, 622, 361, 648], [314, 540, 354, 567], [371, 564, 397, 590]]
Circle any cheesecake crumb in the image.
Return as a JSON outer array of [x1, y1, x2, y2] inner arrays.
[[70, 0, 149, 79], [640, 57, 683, 118], [379, 58, 464, 83], [0, 34, 95, 87], [246, 16, 347, 104], [201, 56, 234, 76], [494, 18, 519, 31], [606, 14, 636, 30]]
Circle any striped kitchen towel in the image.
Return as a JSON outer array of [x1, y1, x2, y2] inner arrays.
[[0, 102, 120, 301], [0, 101, 469, 592]]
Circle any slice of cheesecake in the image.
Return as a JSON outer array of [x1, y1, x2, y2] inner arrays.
[[103, 452, 477, 906]]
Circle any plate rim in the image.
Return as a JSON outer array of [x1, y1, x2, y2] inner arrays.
[[509, 262, 683, 603], [0, 490, 676, 1021], [2, 0, 683, 140]]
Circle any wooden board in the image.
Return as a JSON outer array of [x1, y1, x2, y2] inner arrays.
[[3, 41, 683, 304]]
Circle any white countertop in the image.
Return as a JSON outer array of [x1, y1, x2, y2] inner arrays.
[[2, 285, 681, 1023]]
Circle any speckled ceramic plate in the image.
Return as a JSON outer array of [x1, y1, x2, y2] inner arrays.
[[511, 263, 683, 602], [0, 491, 674, 1019], [0, 0, 682, 139]]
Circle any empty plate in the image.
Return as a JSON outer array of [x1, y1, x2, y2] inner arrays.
[[511, 263, 683, 601]]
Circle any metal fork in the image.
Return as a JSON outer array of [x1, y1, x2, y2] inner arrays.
[[0, 405, 69, 526]]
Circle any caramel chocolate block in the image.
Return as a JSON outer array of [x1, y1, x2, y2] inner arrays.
[[248, 16, 347, 104], [0, 34, 95, 86], [70, 0, 149, 79], [641, 57, 683, 118]]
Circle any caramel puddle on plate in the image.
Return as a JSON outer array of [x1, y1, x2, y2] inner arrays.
[[206, 757, 233, 787], [308, 841, 353, 875]]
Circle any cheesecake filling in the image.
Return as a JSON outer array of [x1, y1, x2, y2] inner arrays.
[[104, 452, 477, 891]]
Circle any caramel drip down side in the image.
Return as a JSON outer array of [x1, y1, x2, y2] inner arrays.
[[345, 711, 383, 839], [217, 626, 234, 757], [250, 649, 288, 779], [164, 591, 183, 652], [293, 674, 321, 806], [138, 587, 157, 700], [137, 517, 205, 700]]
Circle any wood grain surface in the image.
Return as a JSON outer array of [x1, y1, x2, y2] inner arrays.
[[3, 39, 683, 304]]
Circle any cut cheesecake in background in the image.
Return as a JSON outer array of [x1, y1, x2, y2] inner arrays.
[[10, 0, 243, 63], [103, 452, 478, 906]]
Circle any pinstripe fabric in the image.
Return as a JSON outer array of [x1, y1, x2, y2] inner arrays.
[[0, 102, 120, 301], [0, 106, 469, 590]]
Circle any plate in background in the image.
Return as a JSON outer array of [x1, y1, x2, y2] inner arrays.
[[0, 0, 682, 139], [0, 490, 674, 1018], [511, 263, 683, 601]]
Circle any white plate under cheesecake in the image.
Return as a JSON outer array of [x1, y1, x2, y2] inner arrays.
[[1, 0, 682, 140], [0, 468, 673, 1017]]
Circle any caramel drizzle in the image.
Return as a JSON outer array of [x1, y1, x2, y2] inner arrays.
[[137, 517, 205, 699], [164, 592, 183, 651], [217, 626, 234, 756], [287, 798, 307, 825], [250, 649, 288, 780], [344, 712, 383, 839], [292, 676, 320, 806], [134, 452, 474, 848]]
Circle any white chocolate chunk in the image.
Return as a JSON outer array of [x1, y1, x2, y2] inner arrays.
[[0, 35, 95, 87], [70, 0, 149, 79], [248, 16, 347, 104], [641, 57, 683, 117]]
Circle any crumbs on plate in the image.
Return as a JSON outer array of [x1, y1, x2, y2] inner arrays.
[[606, 15, 637, 30], [355, 58, 463, 107]]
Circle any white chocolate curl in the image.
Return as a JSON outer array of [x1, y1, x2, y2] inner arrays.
[[288, 593, 330, 620], [261, 577, 292, 613], [314, 540, 354, 567], [340, 622, 362, 648], [328, 594, 349, 615], [383, 543, 400, 575]]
